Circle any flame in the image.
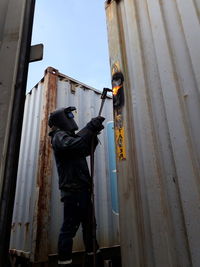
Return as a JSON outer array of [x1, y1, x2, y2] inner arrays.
[[112, 85, 121, 96]]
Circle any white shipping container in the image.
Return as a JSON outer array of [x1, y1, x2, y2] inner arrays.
[[10, 67, 119, 263], [106, 0, 200, 267]]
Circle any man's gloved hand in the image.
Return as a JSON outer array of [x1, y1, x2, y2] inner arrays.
[[86, 116, 105, 133]]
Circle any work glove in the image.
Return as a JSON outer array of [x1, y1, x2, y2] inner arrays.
[[86, 116, 105, 133]]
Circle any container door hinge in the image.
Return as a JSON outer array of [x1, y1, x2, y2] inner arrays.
[[29, 44, 44, 63]]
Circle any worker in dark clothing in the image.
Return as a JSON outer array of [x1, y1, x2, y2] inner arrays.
[[48, 106, 105, 267]]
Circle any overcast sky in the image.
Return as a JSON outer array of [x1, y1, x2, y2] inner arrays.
[[27, 0, 111, 92]]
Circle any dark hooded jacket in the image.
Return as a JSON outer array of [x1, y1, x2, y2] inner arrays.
[[49, 126, 98, 200]]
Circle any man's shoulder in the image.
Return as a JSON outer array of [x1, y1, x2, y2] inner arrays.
[[51, 130, 71, 146], [53, 129, 70, 137]]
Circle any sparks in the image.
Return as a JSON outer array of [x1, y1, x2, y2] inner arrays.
[[112, 85, 121, 96]]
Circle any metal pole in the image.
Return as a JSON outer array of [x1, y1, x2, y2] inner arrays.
[[98, 88, 112, 116], [0, 0, 36, 266], [90, 88, 112, 266]]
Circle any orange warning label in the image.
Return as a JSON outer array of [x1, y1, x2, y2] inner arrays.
[[115, 126, 126, 160]]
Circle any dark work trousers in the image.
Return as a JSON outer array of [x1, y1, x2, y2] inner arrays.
[[58, 190, 99, 261]]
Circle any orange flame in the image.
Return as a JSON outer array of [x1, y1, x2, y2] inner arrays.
[[112, 85, 121, 96]]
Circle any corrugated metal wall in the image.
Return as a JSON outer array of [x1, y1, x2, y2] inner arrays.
[[0, 0, 26, 191], [0, 0, 35, 197], [0, 1, 36, 265], [10, 81, 44, 259], [106, 0, 200, 266], [10, 67, 119, 262]]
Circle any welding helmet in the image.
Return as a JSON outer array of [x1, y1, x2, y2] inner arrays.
[[48, 106, 78, 132]]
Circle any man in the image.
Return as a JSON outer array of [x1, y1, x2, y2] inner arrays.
[[48, 106, 105, 267]]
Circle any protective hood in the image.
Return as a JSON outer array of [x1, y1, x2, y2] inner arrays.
[[48, 106, 78, 132]]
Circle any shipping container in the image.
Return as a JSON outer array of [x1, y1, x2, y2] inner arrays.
[[0, 1, 36, 265], [0, 0, 28, 187], [9, 67, 120, 265], [106, 0, 200, 267]]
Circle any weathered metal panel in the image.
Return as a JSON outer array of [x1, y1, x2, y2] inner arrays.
[[10, 68, 119, 262], [10, 80, 44, 257], [106, 0, 200, 266], [31, 67, 58, 262], [0, 1, 36, 265], [0, 0, 24, 176], [0, 0, 34, 197]]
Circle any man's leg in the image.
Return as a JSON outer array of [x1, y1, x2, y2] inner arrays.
[[58, 194, 80, 265], [80, 191, 103, 267]]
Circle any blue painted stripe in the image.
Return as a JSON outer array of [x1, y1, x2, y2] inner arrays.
[[107, 121, 119, 214]]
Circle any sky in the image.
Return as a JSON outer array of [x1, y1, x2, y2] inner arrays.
[[27, 0, 111, 92]]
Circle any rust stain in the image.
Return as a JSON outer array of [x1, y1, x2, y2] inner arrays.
[[33, 67, 58, 262], [25, 222, 30, 233], [24, 222, 30, 241], [11, 223, 16, 234]]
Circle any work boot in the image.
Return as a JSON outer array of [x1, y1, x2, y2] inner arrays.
[[58, 259, 72, 267]]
